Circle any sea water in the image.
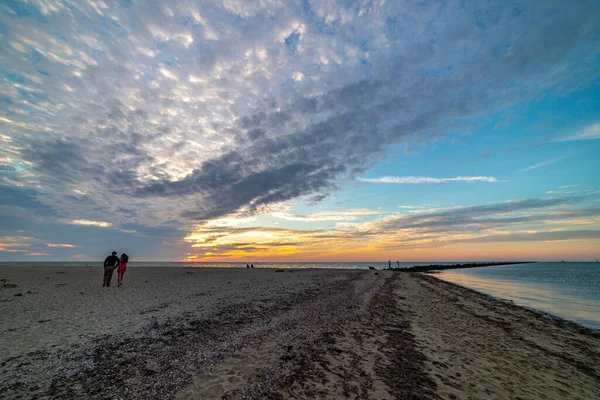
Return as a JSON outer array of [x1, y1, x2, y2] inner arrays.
[[435, 262, 600, 330]]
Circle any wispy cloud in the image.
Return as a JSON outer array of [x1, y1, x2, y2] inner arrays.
[[521, 157, 564, 172], [359, 176, 499, 184], [273, 209, 382, 221], [555, 123, 600, 142], [0, 236, 32, 252], [558, 184, 581, 189], [68, 220, 112, 228], [460, 230, 600, 243], [46, 243, 76, 248], [27, 252, 50, 256]]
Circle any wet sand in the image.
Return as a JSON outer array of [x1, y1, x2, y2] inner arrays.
[[1, 267, 599, 399]]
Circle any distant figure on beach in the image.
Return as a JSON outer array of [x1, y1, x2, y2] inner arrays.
[[388, 260, 391, 269], [103, 251, 120, 287], [251, 264, 254, 268], [117, 253, 129, 286], [396, 261, 400, 268], [246, 264, 250, 268]]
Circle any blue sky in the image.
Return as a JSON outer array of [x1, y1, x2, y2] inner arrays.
[[0, 0, 599, 262]]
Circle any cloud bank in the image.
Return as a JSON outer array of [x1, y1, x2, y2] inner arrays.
[[182, 193, 600, 260]]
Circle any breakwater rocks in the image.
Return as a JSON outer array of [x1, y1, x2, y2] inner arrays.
[[387, 262, 535, 273]]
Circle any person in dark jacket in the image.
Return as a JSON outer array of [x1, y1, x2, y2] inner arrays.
[[103, 251, 120, 287]]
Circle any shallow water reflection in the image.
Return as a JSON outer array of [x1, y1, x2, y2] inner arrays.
[[436, 262, 600, 330]]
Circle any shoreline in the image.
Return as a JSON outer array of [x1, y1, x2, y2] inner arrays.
[[404, 273, 600, 399], [1, 267, 599, 399], [428, 272, 600, 336]]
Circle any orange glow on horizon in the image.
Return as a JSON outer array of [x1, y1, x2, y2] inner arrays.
[[180, 237, 600, 262]]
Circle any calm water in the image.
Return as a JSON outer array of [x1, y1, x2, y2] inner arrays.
[[436, 262, 600, 330]]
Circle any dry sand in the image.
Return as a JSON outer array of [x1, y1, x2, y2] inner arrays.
[[1, 267, 599, 399]]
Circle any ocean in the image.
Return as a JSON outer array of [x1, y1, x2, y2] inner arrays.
[[435, 262, 600, 330]]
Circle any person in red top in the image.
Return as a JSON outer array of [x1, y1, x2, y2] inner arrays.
[[117, 253, 129, 287]]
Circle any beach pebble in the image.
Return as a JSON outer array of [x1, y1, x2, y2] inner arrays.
[[145, 359, 162, 373], [14, 293, 22, 296]]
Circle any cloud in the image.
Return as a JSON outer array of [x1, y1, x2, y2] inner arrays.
[[181, 193, 600, 260], [273, 208, 382, 221], [546, 190, 578, 195], [46, 243, 76, 248], [27, 252, 50, 256], [0, 0, 598, 238], [521, 157, 564, 172], [359, 176, 499, 184], [558, 184, 581, 189], [68, 220, 112, 228], [459, 230, 600, 243], [555, 123, 600, 142], [0, 235, 32, 252], [372, 197, 589, 233]]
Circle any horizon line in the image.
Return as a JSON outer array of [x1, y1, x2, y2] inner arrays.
[[4, 259, 596, 263]]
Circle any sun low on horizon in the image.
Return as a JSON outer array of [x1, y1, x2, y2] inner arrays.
[[0, 1, 599, 263]]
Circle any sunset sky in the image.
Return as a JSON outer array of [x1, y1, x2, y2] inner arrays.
[[1, 0, 599, 262]]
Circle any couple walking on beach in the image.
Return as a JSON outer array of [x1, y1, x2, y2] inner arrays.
[[103, 251, 129, 287]]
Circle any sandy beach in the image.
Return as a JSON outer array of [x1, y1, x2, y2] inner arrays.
[[1, 267, 599, 399]]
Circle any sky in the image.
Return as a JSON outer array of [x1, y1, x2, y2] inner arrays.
[[0, 0, 599, 262]]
